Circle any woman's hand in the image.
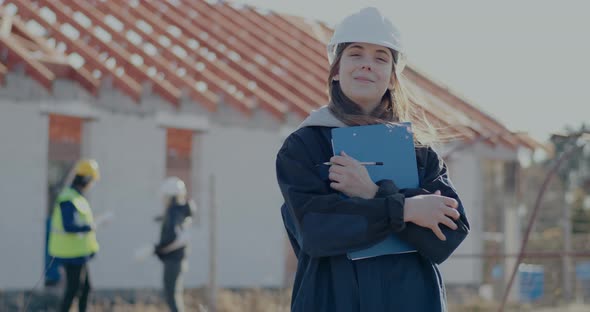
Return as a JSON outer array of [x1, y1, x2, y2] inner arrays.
[[328, 151, 378, 199], [403, 190, 461, 240]]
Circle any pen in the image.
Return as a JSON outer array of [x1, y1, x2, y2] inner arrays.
[[317, 161, 384, 166]]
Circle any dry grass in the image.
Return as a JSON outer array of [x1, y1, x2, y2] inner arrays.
[[87, 290, 590, 312], [86, 288, 291, 312], [4, 288, 590, 311]]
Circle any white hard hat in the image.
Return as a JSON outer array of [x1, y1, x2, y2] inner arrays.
[[327, 7, 406, 74], [160, 177, 187, 196]]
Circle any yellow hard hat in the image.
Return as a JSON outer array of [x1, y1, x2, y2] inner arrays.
[[74, 159, 100, 181]]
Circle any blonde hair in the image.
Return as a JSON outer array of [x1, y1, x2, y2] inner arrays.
[[327, 43, 438, 146]]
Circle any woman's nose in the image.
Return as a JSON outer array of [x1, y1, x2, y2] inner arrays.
[[360, 63, 372, 71]]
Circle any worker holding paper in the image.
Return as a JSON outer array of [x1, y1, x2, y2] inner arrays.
[[154, 177, 196, 312], [48, 159, 104, 312], [276, 7, 470, 312]]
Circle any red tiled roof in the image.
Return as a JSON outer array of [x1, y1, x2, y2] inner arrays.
[[0, 0, 538, 150]]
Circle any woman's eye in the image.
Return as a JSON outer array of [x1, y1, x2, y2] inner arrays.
[[377, 58, 388, 62]]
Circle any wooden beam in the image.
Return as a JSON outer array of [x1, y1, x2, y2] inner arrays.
[[180, 0, 327, 105], [89, 0, 221, 112], [34, 54, 99, 95], [153, 0, 318, 118], [0, 14, 12, 36], [7, 16, 98, 94], [11, 17, 59, 56], [68, 0, 219, 110], [11, 0, 142, 101], [11, 34, 39, 51], [37, 0, 181, 105], [68, 65, 100, 96], [0, 35, 54, 90], [36, 55, 69, 77], [0, 60, 7, 85], [141, 0, 292, 118]]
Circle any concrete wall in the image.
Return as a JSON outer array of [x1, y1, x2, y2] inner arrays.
[[83, 111, 166, 288], [0, 101, 47, 289], [441, 150, 484, 285], [198, 124, 285, 287]]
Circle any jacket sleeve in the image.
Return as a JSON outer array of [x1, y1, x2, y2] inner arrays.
[[393, 148, 470, 264], [276, 132, 407, 258], [187, 200, 198, 225], [155, 209, 181, 251], [60, 201, 92, 233]]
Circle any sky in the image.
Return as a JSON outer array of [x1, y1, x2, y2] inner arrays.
[[235, 0, 590, 142]]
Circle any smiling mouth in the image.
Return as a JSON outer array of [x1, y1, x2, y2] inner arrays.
[[354, 77, 374, 83]]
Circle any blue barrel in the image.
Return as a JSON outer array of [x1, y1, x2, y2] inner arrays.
[[518, 264, 544, 302], [576, 261, 590, 280]]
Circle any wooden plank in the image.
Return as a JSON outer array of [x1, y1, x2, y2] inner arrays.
[[11, 0, 142, 101], [0, 35, 55, 90]]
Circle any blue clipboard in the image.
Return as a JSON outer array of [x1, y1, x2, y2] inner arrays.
[[331, 123, 419, 260]]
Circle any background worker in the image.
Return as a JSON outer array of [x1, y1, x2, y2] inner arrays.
[[48, 159, 102, 312]]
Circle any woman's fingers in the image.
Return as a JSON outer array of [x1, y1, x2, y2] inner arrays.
[[443, 207, 461, 220], [330, 152, 359, 167], [440, 216, 458, 230], [330, 182, 343, 192], [329, 172, 344, 182], [329, 155, 347, 166], [433, 190, 458, 208], [329, 164, 347, 175], [432, 225, 446, 241], [444, 197, 459, 208]]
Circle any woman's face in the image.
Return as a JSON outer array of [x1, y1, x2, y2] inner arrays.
[[335, 42, 395, 113]]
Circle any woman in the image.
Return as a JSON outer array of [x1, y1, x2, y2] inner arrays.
[[154, 177, 195, 312], [276, 7, 470, 312]]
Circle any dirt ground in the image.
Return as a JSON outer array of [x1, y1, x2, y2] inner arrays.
[[2, 288, 589, 311]]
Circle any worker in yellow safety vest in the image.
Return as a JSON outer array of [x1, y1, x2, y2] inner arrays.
[[48, 159, 100, 312]]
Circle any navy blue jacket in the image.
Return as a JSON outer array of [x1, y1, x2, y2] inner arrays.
[[276, 126, 470, 312], [155, 201, 194, 261]]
